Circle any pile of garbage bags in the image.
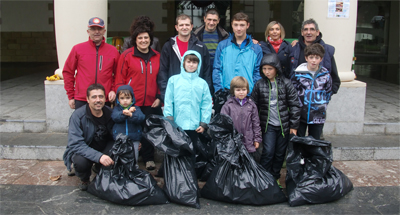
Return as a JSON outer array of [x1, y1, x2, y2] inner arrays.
[[285, 136, 354, 206], [87, 134, 168, 206], [201, 114, 287, 205], [213, 88, 230, 115], [143, 115, 200, 209]]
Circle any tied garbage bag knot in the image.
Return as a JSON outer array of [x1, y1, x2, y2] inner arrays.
[[201, 114, 287, 205], [285, 135, 353, 207], [87, 134, 168, 206], [143, 115, 200, 209]]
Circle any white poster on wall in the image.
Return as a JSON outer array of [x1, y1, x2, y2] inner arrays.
[[328, 0, 350, 18]]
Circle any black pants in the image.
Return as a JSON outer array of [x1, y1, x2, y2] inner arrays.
[[260, 125, 288, 180], [297, 122, 324, 140], [75, 100, 111, 110], [71, 141, 114, 182], [139, 106, 163, 164]]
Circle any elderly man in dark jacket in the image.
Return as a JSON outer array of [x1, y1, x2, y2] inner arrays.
[[63, 84, 115, 191], [251, 53, 300, 183]]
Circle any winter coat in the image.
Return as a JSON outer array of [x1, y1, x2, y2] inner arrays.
[[63, 105, 114, 171], [289, 33, 340, 94], [213, 34, 263, 93], [220, 96, 262, 153], [260, 40, 292, 79], [292, 63, 332, 124], [158, 34, 212, 102], [251, 53, 301, 136], [63, 37, 120, 102], [193, 24, 229, 42], [115, 47, 161, 107], [111, 85, 145, 141], [163, 50, 212, 130]]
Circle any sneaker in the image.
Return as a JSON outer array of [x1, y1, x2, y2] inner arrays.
[[146, 161, 156, 170], [276, 179, 282, 189], [79, 180, 90, 191]]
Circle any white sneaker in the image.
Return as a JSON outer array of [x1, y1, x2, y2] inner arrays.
[[146, 161, 156, 170]]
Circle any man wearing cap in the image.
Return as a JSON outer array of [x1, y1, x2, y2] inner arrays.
[[63, 17, 120, 110]]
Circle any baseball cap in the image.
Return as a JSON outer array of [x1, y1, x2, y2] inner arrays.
[[88, 17, 105, 28]]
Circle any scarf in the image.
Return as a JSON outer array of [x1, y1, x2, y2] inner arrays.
[[268, 36, 282, 53]]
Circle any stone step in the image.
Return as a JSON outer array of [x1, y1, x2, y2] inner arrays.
[[0, 119, 47, 133]]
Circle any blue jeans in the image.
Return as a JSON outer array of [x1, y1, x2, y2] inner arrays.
[[260, 125, 288, 180]]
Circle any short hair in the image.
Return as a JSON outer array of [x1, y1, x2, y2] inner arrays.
[[176, 14, 192, 25], [301, 18, 319, 31], [183, 54, 200, 69], [265, 21, 285, 40], [304, 43, 325, 58], [204, 9, 219, 18], [230, 76, 249, 95], [86, 83, 105, 97], [129, 16, 155, 48], [117, 89, 132, 98], [232, 12, 249, 23]]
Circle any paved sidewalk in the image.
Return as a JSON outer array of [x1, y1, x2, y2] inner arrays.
[[0, 159, 399, 214]]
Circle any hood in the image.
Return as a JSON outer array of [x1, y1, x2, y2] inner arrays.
[[180, 50, 202, 76], [259, 53, 283, 79], [116, 85, 136, 105]]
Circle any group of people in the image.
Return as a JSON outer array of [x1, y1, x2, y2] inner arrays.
[[62, 10, 340, 191]]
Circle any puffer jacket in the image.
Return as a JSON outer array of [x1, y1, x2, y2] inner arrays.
[[63, 37, 120, 102], [163, 50, 212, 130], [111, 85, 145, 140], [63, 105, 114, 171], [115, 47, 161, 107], [158, 34, 212, 102], [292, 63, 332, 124], [213, 34, 263, 93], [251, 53, 301, 136], [260, 40, 291, 79], [221, 96, 262, 153]]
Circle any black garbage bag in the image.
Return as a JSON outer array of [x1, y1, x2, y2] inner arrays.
[[286, 136, 353, 207], [197, 133, 218, 181], [143, 115, 200, 209], [87, 134, 168, 206], [201, 114, 287, 205], [213, 88, 230, 114]]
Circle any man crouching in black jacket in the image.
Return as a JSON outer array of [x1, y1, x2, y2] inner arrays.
[[63, 83, 115, 191]]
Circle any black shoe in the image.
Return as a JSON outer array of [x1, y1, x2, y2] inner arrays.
[[79, 181, 90, 191]]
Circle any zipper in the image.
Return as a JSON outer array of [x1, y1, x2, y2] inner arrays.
[[95, 49, 99, 83], [143, 60, 148, 106], [265, 81, 271, 133], [150, 61, 152, 74], [274, 79, 285, 138], [140, 60, 143, 74], [99, 55, 103, 72], [307, 74, 315, 124]]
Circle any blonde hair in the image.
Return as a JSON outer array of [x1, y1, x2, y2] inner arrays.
[[230, 76, 249, 95], [265, 21, 285, 41]]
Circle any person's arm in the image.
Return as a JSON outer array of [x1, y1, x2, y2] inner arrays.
[[114, 52, 129, 92], [330, 56, 341, 94], [127, 106, 146, 124], [200, 83, 213, 126], [326, 74, 333, 102], [200, 46, 213, 94], [250, 81, 260, 107], [220, 102, 230, 116], [252, 48, 263, 89], [111, 107, 127, 123], [108, 50, 120, 102], [157, 43, 170, 103], [251, 103, 263, 144], [163, 78, 174, 118], [212, 43, 224, 93], [63, 46, 78, 108], [285, 79, 301, 132]]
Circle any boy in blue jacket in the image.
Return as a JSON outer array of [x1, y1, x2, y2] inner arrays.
[[164, 50, 212, 152], [112, 85, 145, 165]]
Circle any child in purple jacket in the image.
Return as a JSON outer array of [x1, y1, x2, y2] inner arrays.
[[221, 76, 262, 159]]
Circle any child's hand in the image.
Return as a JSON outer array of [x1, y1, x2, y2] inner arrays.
[[290, 129, 297, 136], [129, 107, 136, 113], [195, 126, 205, 133], [138, 142, 142, 151], [123, 109, 133, 117], [254, 142, 260, 149]]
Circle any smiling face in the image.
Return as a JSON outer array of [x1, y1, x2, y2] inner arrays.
[[136, 32, 150, 53], [262, 65, 277, 81], [301, 23, 320, 45], [234, 87, 248, 100], [268, 24, 281, 41], [87, 89, 105, 112], [87, 26, 106, 46], [183, 58, 199, 73], [204, 14, 219, 32], [232, 20, 249, 39], [175, 18, 193, 38], [305, 55, 323, 71]]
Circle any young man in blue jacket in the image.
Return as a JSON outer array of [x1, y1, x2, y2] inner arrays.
[[213, 12, 263, 94]]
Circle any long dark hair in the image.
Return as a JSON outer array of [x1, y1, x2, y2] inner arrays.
[[129, 16, 155, 48]]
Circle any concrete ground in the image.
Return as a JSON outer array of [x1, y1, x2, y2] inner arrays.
[[0, 159, 399, 214]]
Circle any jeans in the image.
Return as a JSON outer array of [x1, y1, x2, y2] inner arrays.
[[260, 125, 288, 180], [297, 122, 324, 140]]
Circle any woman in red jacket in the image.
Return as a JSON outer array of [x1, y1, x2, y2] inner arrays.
[[115, 16, 161, 170]]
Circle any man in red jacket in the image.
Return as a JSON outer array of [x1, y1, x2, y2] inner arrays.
[[63, 17, 120, 109]]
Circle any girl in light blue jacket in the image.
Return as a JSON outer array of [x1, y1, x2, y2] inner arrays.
[[164, 50, 212, 148]]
